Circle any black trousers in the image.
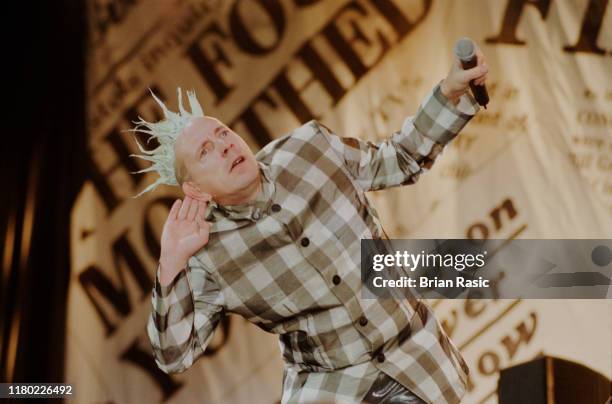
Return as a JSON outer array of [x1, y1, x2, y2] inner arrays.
[[362, 372, 427, 404]]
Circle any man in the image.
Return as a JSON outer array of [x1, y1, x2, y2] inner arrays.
[[134, 48, 488, 403]]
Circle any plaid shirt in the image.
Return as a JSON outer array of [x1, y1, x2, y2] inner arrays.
[[147, 83, 479, 404]]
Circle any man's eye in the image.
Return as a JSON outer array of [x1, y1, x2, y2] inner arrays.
[[221, 130, 228, 137]]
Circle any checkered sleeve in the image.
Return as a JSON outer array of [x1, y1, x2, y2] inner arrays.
[[146, 259, 224, 373], [320, 82, 479, 191]]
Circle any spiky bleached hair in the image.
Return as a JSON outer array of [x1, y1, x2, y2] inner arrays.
[[127, 87, 204, 197]]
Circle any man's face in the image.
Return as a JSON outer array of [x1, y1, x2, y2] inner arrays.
[[174, 116, 259, 202]]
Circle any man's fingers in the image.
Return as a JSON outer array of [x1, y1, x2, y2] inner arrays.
[[187, 198, 199, 221], [198, 200, 208, 220], [474, 72, 486, 85], [475, 47, 487, 66], [178, 196, 192, 220], [196, 215, 210, 228], [474, 74, 488, 86], [195, 215, 211, 239], [476, 51, 483, 66], [463, 64, 488, 82], [168, 199, 181, 221], [475, 48, 488, 84], [460, 67, 478, 82]]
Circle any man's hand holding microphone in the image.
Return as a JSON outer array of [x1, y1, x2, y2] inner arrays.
[[440, 38, 489, 108]]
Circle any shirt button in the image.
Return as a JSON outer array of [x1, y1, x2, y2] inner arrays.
[[359, 316, 368, 326], [376, 353, 386, 363], [300, 237, 310, 247], [271, 203, 281, 212], [251, 210, 261, 220], [332, 274, 341, 285]]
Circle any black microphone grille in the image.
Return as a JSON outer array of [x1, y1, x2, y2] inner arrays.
[[454, 37, 475, 62]]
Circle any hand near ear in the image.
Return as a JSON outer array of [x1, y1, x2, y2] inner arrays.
[[182, 181, 212, 203], [158, 196, 211, 287]]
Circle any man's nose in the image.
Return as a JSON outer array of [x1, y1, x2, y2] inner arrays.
[[219, 139, 234, 156]]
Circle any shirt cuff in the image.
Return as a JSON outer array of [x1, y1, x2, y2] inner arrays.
[[155, 264, 187, 298], [413, 82, 480, 145], [455, 92, 479, 116]]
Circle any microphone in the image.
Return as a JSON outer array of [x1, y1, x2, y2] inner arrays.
[[453, 37, 489, 109]]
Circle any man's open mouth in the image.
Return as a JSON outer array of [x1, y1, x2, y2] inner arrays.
[[230, 156, 245, 172]]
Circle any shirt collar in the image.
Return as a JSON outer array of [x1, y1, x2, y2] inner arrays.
[[205, 161, 275, 233]]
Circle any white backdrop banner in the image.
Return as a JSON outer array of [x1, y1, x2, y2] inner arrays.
[[68, 0, 611, 402]]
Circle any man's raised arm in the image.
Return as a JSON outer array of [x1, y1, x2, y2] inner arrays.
[[319, 48, 488, 192], [146, 196, 224, 373]]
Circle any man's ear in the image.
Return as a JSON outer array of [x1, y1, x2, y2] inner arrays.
[[182, 181, 211, 202]]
